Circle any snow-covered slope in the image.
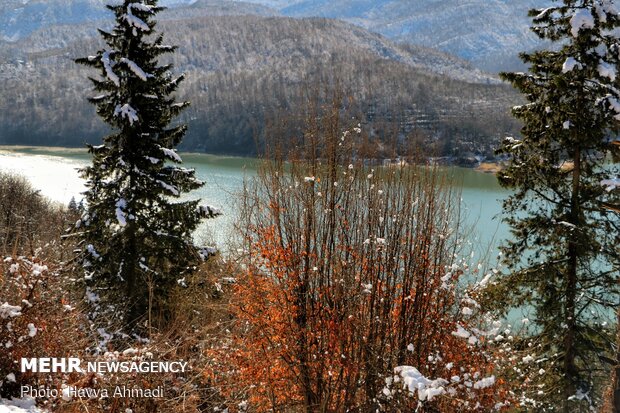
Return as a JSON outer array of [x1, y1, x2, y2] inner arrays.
[[0, 12, 519, 153], [0, 0, 107, 42], [236, 0, 547, 71], [0, 0, 277, 42], [1, 0, 546, 71]]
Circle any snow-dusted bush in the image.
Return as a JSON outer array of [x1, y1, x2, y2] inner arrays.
[[209, 106, 513, 412], [0, 256, 85, 408], [0, 172, 72, 259]]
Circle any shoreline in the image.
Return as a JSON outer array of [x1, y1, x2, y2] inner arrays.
[[0, 144, 503, 174], [0, 144, 255, 161]]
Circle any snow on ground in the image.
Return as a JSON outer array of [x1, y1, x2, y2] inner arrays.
[[0, 398, 47, 413]]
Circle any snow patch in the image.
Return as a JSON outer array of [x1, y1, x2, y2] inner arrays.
[[598, 61, 616, 81], [601, 177, 620, 191], [0, 303, 22, 319], [0, 397, 46, 412], [114, 104, 139, 125], [102, 51, 120, 87], [562, 57, 581, 73], [85, 288, 100, 303], [473, 376, 495, 389], [570, 8, 595, 37]]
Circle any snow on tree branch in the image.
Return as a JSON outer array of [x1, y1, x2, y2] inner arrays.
[[115, 198, 127, 226], [160, 146, 182, 162], [562, 57, 581, 73], [128, 2, 154, 14], [197, 205, 222, 219], [120, 57, 152, 81], [570, 9, 595, 37], [123, 3, 151, 33], [601, 177, 620, 191], [114, 104, 139, 125], [598, 61, 616, 81], [101, 51, 119, 87]]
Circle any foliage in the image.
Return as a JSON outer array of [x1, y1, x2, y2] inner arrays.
[[208, 98, 510, 412], [73, 0, 219, 330], [493, 1, 620, 410]]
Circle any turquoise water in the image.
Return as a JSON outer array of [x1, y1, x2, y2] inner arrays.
[[0, 147, 509, 258]]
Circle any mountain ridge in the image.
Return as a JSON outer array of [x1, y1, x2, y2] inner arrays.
[[0, 12, 520, 155], [1, 0, 548, 72], [238, 0, 546, 71]]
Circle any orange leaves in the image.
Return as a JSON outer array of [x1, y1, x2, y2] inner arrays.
[[217, 141, 511, 411]]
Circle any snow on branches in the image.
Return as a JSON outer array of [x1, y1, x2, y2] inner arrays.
[[114, 104, 139, 125], [570, 8, 595, 37], [120, 58, 152, 81], [123, 2, 152, 33], [101, 51, 119, 87]]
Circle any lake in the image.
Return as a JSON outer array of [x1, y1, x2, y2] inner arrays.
[[0, 146, 510, 260]]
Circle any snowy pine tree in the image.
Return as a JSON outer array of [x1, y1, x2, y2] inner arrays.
[[493, 1, 620, 411], [75, 0, 220, 330]]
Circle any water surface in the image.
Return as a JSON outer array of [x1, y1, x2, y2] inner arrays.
[[0, 146, 509, 257]]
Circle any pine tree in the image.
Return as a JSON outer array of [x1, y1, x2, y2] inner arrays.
[[494, 1, 620, 410], [68, 196, 78, 213], [74, 0, 220, 330]]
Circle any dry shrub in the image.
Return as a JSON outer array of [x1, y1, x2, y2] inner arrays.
[[0, 256, 86, 410], [0, 173, 75, 260], [207, 96, 510, 412], [44, 255, 237, 413]]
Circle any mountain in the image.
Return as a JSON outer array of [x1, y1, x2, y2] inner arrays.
[[2, 0, 549, 72], [0, 12, 520, 155], [0, 0, 278, 42], [0, 0, 108, 42], [237, 0, 546, 72]]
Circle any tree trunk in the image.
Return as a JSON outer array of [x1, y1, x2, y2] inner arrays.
[[298, 189, 318, 412], [613, 304, 620, 413], [563, 148, 581, 412]]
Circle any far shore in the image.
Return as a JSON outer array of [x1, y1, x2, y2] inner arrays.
[[475, 162, 504, 174], [0, 145, 503, 175]]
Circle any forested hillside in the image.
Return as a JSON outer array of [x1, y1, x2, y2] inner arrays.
[[274, 0, 546, 72], [0, 8, 521, 155]]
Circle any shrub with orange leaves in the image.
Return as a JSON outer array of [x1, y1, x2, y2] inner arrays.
[[209, 98, 513, 412]]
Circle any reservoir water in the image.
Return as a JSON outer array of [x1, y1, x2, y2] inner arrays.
[[0, 146, 510, 259]]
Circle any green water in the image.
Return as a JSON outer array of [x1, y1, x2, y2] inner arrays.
[[0, 146, 509, 258]]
